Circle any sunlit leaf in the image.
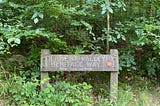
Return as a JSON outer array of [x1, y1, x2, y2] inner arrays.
[[39, 13, 44, 19], [14, 38, 21, 44], [34, 18, 39, 24], [7, 38, 14, 44]]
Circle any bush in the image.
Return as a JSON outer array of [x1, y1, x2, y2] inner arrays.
[[6, 76, 93, 106]]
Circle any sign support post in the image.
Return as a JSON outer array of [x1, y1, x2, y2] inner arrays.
[[40, 49, 50, 89]]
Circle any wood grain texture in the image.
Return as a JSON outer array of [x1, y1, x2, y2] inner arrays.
[[41, 49, 50, 89], [110, 72, 118, 100], [41, 49, 118, 72]]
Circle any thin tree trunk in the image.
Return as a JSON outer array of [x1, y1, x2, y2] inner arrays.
[[106, 0, 110, 53]]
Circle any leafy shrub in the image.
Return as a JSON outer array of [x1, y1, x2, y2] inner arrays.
[[7, 76, 93, 106], [119, 50, 136, 72], [127, 16, 160, 77]]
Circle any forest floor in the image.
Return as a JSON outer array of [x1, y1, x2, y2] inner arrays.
[[117, 75, 160, 106]]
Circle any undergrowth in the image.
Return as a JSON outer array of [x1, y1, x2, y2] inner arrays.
[[0, 71, 159, 106]]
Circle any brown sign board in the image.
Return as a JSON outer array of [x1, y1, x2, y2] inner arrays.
[[40, 49, 119, 100], [41, 50, 118, 72]]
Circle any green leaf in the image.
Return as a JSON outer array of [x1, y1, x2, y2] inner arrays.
[[144, 24, 152, 31], [101, 4, 107, 14], [81, 20, 92, 30], [71, 20, 81, 26], [34, 18, 39, 24], [107, 6, 113, 13], [14, 38, 21, 44], [101, 9, 106, 14], [122, 36, 126, 40], [31, 12, 38, 19], [117, 34, 121, 39], [38, 13, 44, 19], [7, 38, 14, 44], [7, 38, 20, 44]]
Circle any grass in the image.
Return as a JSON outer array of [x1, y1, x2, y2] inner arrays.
[[116, 75, 160, 106], [116, 85, 160, 106]]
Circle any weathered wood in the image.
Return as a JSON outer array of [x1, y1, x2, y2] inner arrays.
[[40, 49, 50, 89], [44, 55, 117, 71], [109, 49, 118, 100], [41, 50, 118, 72], [110, 71, 118, 100], [40, 49, 119, 100]]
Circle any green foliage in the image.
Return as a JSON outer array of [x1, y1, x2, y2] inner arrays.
[[6, 76, 93, 106], [143, 57, 160, 77], [0, 69, 12, 98], [110, 1, 160, 77], [1, 0, 160, 105], [101, 0, 126, 14], [126, 15, 160, 77], [1, 69, 159, 106], [119, 50, 136, 72]]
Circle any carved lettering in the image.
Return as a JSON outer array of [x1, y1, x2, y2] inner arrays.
[[41, 55, 118, 71]]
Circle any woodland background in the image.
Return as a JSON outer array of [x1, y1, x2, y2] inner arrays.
[[0, 0, 160, 105]]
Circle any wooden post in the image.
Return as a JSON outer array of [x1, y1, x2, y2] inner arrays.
[[109, 49, 118, 101], [41, 49, 50, 89], [110, 72, 118, 100]]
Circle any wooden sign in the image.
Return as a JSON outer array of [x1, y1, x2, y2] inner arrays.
[[40, 49, 119, 100], [41, 55, 118, 72]]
